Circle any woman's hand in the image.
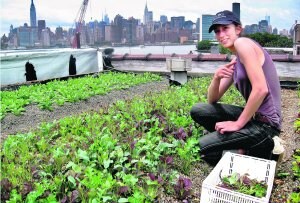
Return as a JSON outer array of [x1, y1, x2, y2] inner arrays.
[[207, 59, 236, 103], [214, 59, 236, 80], [215, 121, 243, 134]]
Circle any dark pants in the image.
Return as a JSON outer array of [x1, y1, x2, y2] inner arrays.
[[190, 102, 280, 166]]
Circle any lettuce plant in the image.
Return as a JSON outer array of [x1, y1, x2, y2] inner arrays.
[[218, 172, 267, 198], [173, 176, 192, 200]]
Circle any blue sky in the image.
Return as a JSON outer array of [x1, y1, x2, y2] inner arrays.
[[0, 0, 299, 36]]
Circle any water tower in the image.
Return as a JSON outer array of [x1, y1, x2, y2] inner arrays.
[[293, 20, 300, 55]]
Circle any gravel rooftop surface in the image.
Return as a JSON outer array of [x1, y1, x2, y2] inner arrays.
[[1, 77, 299, 202]]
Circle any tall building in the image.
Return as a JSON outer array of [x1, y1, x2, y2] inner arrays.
[[41, 28, 50, 46], [265, 15, 272, 33], [30, 0, 37, 27], [18, 24, 31, 47], [18, 23, 37, 47], [104, 14, 110, 25], [144, 2, 148, 24], [144, 2, 153, 25], [37, 20, 46, 40], [202, 14, 214, 40], [232, 2, 240, 20], [124, 17, 138, 45], [259, 20, 268, 33], [171, 16, 185, 30], [265, 15, 270, 26], [111, 14, 123, 43], [102, 10, 110, 25], [244, 24, 259, 34], [160, 15, 168, 25], [196, 18, 201, 41], [273, 27, 278, 35], [136, 25, 144, 44], [55, 27, 64, 40]]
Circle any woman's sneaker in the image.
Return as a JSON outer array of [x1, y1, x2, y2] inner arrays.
[[271, 136, 285, 162]]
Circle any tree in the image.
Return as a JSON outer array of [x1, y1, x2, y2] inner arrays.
[[219, 45, 232, 55], [245, 33, 292, 48], [196, 40, 213, 52]]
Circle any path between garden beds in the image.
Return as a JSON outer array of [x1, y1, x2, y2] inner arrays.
[[1, 79, 170, 141], [1, 78, 299, 202]]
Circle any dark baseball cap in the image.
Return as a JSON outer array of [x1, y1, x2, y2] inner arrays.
[[208, 10, 241, 33]]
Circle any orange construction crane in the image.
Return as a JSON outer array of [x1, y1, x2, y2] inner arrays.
[[72, 0, 89, 48]]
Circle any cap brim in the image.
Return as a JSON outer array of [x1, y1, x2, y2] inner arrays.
[[208, 20, 233, 33]]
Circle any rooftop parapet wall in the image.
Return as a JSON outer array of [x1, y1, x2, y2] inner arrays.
[[1, 50, 298, 89], [111, 54, 300, 82], [111, 54, 300, 62]]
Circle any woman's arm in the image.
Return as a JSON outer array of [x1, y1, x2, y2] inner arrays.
[[215, 38, 268, 133], [207, 59, 236, 103]]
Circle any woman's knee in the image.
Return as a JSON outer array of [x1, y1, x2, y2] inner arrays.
[[249, 136, 274, 159], [190, 103, 209, 120]]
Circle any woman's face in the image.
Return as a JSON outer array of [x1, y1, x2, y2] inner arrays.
[[214, 24, 242, 50]]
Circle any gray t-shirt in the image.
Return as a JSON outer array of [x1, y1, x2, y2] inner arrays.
[[233, 40, 282, 130]]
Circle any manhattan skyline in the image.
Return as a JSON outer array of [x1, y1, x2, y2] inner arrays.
[[1, 0, 299, 36]]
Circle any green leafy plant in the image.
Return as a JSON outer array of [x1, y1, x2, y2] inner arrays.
[[292, 149, 300, 178], [173, 176, 192, 200], [1, 76, 245, 202], [218, 172, 268, 198], [0, 72, 162, 119], [287, 189, 300, 203]]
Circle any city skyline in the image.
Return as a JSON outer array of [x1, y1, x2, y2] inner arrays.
[[1, 0, 299, 36]]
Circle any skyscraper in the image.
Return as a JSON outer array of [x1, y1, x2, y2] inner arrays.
[[232, 2, 240, 20], [160, 15, 168, 25], [144, 3, 148, 24], [171, 16, 185, 30], [37, 20, 46, 40], [30, 0, 37, 27], [144, 2, 153, 25], [196, 18, 201, 41], [265, 15, 271, 26], [259, 20, 268, 33], [202, 14, 214, 40]]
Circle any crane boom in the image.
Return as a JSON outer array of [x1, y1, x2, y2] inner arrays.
[[72, 0, 89, 48]]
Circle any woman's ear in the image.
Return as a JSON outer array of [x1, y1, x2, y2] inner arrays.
[[236, 25, 243, 36]]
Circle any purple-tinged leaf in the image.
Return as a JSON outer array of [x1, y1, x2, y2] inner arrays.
[[21, 182, 34, 196], [183, 178, 192, 189], [173, 127, 187, 140], [0, 178, 12, 192], [174, 176, 192, 200], [148, 173, 156, 181], [157, 176, 163, 184], [70, 190, 80, 203], [0, 178, 12, 201], [61, 195, 68, 203], [118, 186, 129, 195], [241, 175, 252, 186], [160, 155, 173, 165], [165, 156, 173, 164], [148, 173, 164, 184], [178, 127, 184, 134], [130, 140, 137, 150]]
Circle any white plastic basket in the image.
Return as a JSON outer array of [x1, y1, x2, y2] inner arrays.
[[200, 152, 277, 203]]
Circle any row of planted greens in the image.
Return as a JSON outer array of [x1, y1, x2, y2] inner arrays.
[[287, 87, 300, 203], [1, 76, 244, 202], [0, 72, 162, 120]]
